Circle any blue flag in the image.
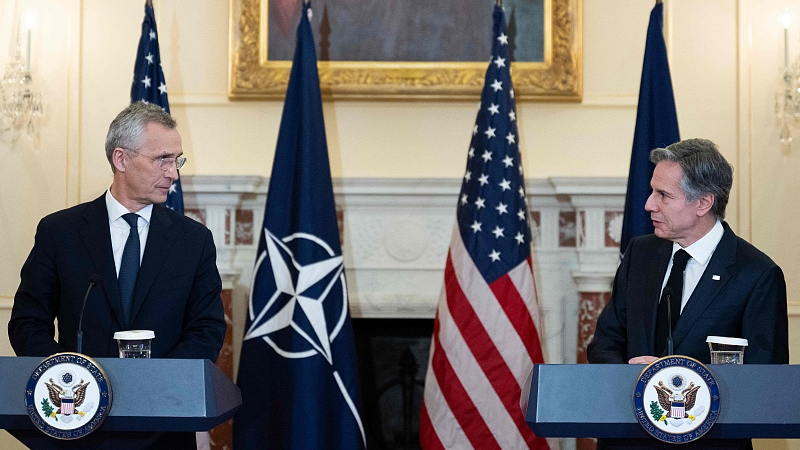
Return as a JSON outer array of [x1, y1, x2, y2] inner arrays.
[[620, 2, 679, 252], [232, 3, 365, 449], [130, 0, 183, 214]]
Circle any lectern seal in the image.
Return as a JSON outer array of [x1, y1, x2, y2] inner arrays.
[[633, 355, 720, 444], [24, 353, 112, 440]]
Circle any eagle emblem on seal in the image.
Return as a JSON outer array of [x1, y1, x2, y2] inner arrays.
[[41, 370, 92, 421], [654, 374, 701, 420]]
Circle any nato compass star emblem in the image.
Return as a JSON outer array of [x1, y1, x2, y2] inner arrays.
[[245, 228, 365, 442], [245, 229, 349, 362]]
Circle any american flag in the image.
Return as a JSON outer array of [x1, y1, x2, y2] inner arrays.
[[420, 5, 549, 449], [130, 0, 183, 214]]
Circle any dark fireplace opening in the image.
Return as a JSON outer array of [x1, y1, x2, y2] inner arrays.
[[352, 318, 434, 450]]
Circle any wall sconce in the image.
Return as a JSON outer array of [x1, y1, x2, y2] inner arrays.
[[777, 8, 800, 148], [0, 9, 44, 141]]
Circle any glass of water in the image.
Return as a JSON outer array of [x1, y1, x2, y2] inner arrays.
[[114, 330, 154, 358], [706, 336, 747, 364]]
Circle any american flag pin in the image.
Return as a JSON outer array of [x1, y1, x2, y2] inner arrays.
[[712, 275, 721, 281]]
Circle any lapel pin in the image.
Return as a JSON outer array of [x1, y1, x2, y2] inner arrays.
[[712, 275, 721, 281]]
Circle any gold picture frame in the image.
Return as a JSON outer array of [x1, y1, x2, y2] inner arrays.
[[228, 0, 582, 101]]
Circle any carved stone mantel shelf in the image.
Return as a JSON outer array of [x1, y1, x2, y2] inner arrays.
[[180, 175, 626, 365]]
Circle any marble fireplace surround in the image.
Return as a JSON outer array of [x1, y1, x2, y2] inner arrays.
[[182, 175, 626, 366]]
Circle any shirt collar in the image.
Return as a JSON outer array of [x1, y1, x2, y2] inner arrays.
[[105, 189, 153, 224], [672, 220, 724, 265]]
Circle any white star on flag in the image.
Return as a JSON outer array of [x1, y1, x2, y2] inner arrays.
[[470, 221, 482, 233], [492, 226, 505, 238]]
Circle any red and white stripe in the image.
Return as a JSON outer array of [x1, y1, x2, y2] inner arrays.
[[421, 226, 549, 449]]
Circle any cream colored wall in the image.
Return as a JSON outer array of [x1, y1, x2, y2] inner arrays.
[[0, 0, 798, 446]]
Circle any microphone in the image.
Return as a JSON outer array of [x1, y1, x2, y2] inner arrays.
[[77, 275, 102, 354], [663, 286, 674, 355]]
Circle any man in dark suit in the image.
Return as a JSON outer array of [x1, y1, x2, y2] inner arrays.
[[588, 138, 788, 449], [8, 102, 225, 449], [9, 101, 225, 362]]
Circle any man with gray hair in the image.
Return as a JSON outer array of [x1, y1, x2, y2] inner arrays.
[[588, 138, 787, 449], [10, 101, 225, 362], [588, 138, 788, 365]]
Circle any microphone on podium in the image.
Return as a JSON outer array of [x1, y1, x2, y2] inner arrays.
[[77, 274, 102, 354], [663, 286, 675, 355]]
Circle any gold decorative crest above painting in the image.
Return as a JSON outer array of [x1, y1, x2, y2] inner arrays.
[[229, 0, 582, 101]]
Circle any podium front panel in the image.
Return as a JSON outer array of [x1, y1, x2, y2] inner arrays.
[[526, 364, 800, 439]]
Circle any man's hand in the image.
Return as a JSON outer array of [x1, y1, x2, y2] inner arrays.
[[628, 356, 658, 364]]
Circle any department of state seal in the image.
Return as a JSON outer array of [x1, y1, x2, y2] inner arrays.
[[633, 355, 720, 444], [24, 353, 112, 440]]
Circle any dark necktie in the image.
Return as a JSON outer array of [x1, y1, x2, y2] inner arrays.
[[119, 213, 140, 327], [655, 249, 691, 356]]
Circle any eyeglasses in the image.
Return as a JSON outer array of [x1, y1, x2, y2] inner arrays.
[[125, 148, 186, 171]]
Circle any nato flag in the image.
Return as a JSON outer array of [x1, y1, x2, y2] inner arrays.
[[232, 3, 365, 449], [620, 2, 680, 253]]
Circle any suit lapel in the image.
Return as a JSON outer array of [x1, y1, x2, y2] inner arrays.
[[78, 195, 127, 327], [129, 205, 176, 325], [672, 225, 737, 350], [643, 239, 673, 355]]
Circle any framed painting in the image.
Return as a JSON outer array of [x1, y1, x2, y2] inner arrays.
[[229, 0, 582, 101]]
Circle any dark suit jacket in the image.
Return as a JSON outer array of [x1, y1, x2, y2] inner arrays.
[[588, 222, 788, 364], [9, 194, 226, 362]]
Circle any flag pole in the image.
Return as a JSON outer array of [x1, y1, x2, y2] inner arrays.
[[495, 0, 503, 6], [146, 0, 152, 7]]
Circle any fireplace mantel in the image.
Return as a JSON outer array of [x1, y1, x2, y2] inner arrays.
[[181, 175, 626, 365]]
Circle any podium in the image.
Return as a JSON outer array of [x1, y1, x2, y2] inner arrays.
[[0, 356, 241, 449], [525, 364, 800, 439]]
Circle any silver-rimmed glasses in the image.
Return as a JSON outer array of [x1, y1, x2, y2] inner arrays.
[[125, 148, 186, 171]]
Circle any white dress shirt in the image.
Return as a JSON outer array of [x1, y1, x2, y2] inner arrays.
[[105, 190, 152, 276], [660, 220, 724, 312]]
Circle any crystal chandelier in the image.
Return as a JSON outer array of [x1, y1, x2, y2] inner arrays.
[[777, 10, 800, 148], [0, 12, 43, 142]]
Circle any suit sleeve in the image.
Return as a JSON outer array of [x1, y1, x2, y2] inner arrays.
[[8, 217, 67, 357], [741, 263, 789, 364], [164, 227, 226, 362], [586, 240, 634, 364]]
